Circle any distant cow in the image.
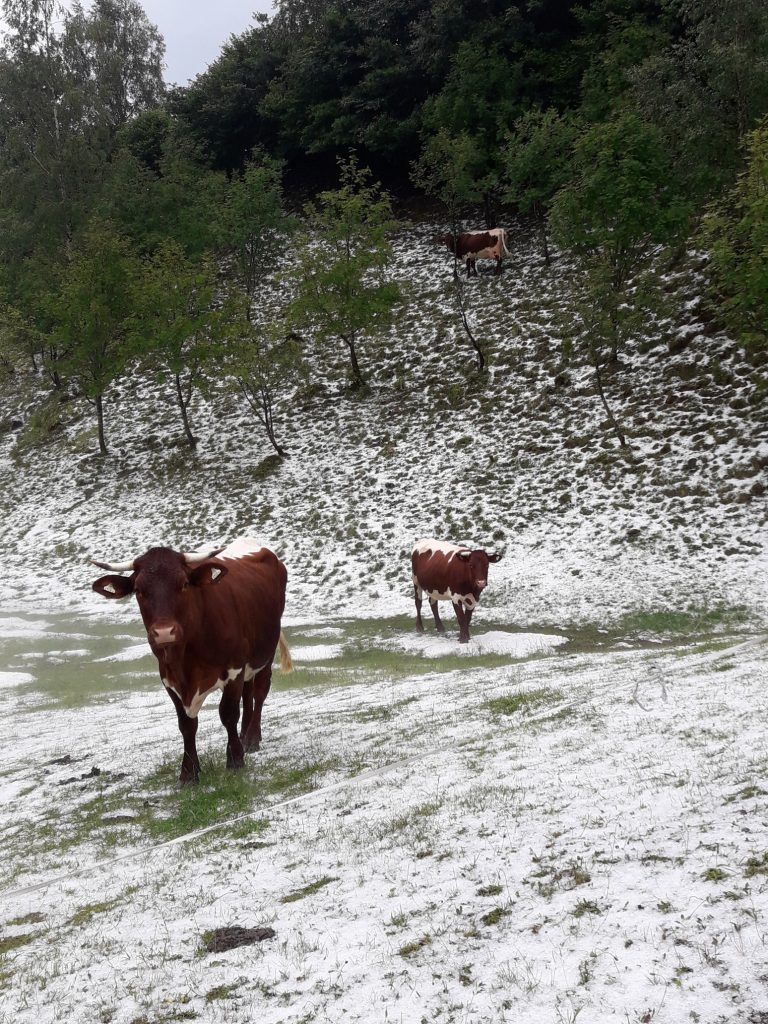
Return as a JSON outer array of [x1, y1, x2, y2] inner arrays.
[[412, 538, 501, 643], [91, 537, 291, 785], [438, 228, 510, 276]]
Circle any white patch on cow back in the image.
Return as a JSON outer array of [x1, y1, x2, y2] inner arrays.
[[218, 536, 266, 561], [413, 538, 470, 560]]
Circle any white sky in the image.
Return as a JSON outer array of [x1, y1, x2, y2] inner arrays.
[[137, 0, 275, 85], [0, 1, 276, 85]]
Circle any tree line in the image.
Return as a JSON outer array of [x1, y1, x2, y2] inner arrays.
[[0, 0, 766, 460]]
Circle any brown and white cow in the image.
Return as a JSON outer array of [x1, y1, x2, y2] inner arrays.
[[412, 538, 501, 644], [438, 228, 510, 276], [91, 537, 291, 785]]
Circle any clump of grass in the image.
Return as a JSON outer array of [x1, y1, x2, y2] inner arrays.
[[69, 899, 122, 928], [572, 900, 602, 918], [477, 883, 503, 897], [745, 852, 768, 878], [481, 907, 507, 926], [486, 688, 562, 716], [205, 983, 240, 1003], [702, 867, 728, 882], [280, 876, 338, 904], [398, 934, 431, 957]]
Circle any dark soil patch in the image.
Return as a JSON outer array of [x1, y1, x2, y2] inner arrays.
[[203, 926, 276, 953]]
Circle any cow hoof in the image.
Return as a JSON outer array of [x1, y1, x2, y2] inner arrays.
[[458, 637, 469, 645], [415, 624, 424, 634], [178, 774, 199, 788], [242, 739, 260, 754]]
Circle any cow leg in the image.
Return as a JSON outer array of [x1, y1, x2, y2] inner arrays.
[[454, 604, 473, 644], [466, 257, 472, 278], [240, 675, 254, 744], [167, 689, 201, 785], [414, 583, 424, 633], [495, 255, 502, 276], [242, 664, 272, 753], [429, 599, 446, 635], [219, 679, 245, 771]]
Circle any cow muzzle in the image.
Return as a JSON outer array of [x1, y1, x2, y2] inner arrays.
[[149, 623, 183, 647], [476, 581, 487, 592]]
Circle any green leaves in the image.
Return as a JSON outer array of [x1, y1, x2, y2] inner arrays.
[[550, 111, 691, 286], [703, 117, 768, 355], [289, 159, 401, 388]]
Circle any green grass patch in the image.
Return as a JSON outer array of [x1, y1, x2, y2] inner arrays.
[[480, 907, 507, 926], [6, 912, 45, 927], [486, 688, 562, 716], [702, 867, 728, 882], [745, 852, 768, 878], [354, 695, 418, 723], [0, 930, 41, 955], [205, 983, 240, 1003], [398, 934, 431, 957], [477, 883, 503, 897], [613, 606, 751, 638], [280, 875, 338, 904], [572, 899, 602, 918], [69, 898, 122, 928]]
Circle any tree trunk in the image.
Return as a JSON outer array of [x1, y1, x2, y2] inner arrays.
[[594, 359, 628, 450], [483, 192, 495, 229], [454, 279, 485, 372], [541, 219, 550, 267], [175, 372, 197, 448], [261, 387, 287, 457], [342, 334, 365, 388], [95, 393, 108, 456]]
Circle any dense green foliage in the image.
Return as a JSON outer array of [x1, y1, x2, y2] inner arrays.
[[0, 0, 766, 459]]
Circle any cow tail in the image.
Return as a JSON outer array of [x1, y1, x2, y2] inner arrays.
[[278, 630, 293, 674], [501, 229, 510, 256]]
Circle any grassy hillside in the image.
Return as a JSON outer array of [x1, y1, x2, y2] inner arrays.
[[1, 220, 765, 629]]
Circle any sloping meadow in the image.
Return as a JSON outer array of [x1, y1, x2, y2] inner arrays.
[[0, 221, 764, 626], [0, 221, 766, 1022]]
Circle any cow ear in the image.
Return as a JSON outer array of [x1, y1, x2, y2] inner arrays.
[[487, 552, 502, 563], [457, 551, 471, 561], [92, 574, 134, 600], [189, 560, 228, 587]]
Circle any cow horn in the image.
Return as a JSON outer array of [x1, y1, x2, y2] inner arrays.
[[90, 558, 135, 572], [182, 547, 224, 565]]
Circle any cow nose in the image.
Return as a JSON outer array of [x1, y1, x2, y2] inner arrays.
[[149, 624, 180, 647], [477, 580, 487, 591]]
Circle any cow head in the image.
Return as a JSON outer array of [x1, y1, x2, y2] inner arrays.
[[436, 233, 455, 251], [456, 548, 501, 594], [91, 546, 227, 651]]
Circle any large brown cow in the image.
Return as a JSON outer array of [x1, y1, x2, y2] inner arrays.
[[412, 538, 501, 643], [438, 228, 510, 276], [91, 537, 291, 784]]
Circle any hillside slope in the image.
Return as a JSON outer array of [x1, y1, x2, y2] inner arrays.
[[1, 221, 765, 628]]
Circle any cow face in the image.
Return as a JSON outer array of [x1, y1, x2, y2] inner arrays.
[[456, 549, 501, 593], [92, 547, 228, 650]]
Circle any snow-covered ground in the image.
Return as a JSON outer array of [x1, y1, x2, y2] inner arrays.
[[0, 221, 765, 628], [0, 222, 766, 1021], [1, 613, 767, 1023]]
